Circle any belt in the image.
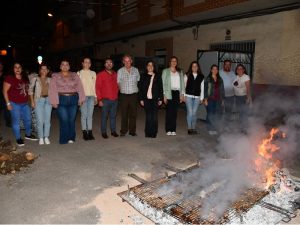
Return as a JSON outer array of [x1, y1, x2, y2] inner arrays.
[[59, 92, 78, 96], [41, 95, 48, 98], [120, 93, 137, 95]]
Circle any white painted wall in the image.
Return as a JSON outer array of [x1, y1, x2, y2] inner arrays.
[[96, 9, 300, 86]]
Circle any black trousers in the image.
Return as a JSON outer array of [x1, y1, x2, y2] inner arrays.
[[120, 93, 138, 134], [165, 90, 180, 132], [144, 99, 158, 137]]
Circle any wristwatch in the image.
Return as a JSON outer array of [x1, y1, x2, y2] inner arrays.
[[6, 102, 11, 106]]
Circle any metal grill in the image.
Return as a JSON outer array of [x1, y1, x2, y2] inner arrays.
[[118, 165, 269, 224]]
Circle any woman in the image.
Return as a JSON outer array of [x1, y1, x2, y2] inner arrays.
[[162, 56, 185, 136], [203, 64, 225, 135], [29, 64, 52, 145], [233, 64, 252, 129], [78, 57, 97, 140], [49, 60, 85, 144], [184, 61, 204, 135], [3, 63, 37, 146], [138, 61, 163, 138]]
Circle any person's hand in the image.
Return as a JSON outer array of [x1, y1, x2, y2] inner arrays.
[[98, 101, 103, 107], [247, 97, 253, 108], [7, 104, 12, 111], [158, 101, 162, 106], [164, 96, 168, 105], [52, 104, 58, 108], [94, 98, 98, 105], [31, 102, 35, 109], [203, 99, 208, 106], [180, 95, 185, 103], [140, 101, 144, 107]]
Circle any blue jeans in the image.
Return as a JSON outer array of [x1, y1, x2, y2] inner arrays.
[[101, 99, 118, 133], [10, 102, 32, 140], [235, 95, 249, 129], [185, 96, 200, 129], [57, 95, 79, 144], [80, 96, 95, 130], [206, 100, 222, 132], [35, 97, 52, 138]]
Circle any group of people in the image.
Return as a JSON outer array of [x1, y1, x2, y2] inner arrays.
[[0, 55, 252, 146]]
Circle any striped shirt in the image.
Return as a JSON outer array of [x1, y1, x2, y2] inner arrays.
[[117, 66, 140, 94]]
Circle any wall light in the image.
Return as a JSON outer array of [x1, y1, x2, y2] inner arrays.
[[48, 12, 53, 17], [0, 50, 7, 56]]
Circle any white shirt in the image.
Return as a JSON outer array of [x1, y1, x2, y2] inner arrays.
[[184, 73, 204, 101], [170, 71, 180, 90], [219, 69, 236, 97], [78, 69, 97, 97], [233, 74, 250, 96]]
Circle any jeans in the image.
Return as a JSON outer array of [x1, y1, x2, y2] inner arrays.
[[206, 100, 222, 132], [80, 96, 95, 130], [101, 99, 118, 133], [223, 96, 235, 120], [235, 95, 249, 129], [57, 95, 79, 144], [165, 90, 180, 132], [10, 102, 32, 140], [120, 93, 137, 134], [35, 97, 52, 138], [144, 99, 158, 137], [185, 96, 200, 130]]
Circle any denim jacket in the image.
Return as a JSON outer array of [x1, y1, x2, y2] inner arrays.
[[204, 74, 225, 101]]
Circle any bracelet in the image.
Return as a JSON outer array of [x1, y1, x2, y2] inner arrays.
[[7, 102, 11, 106]]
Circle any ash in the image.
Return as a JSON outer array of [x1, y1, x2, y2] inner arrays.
[[229, 189, 299, 224], [123, 192, 182, 225]]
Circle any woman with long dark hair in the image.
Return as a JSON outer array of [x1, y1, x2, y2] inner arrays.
[[184, 61, 204, 135], [138, 61, 163, 138], [162, 56, 185, 136], [49, 60, 85, 144], [203, 64, 225, 135], [29, 64, 52, 145], [3, 63, 37, 146], [233, 64, 252, 130]]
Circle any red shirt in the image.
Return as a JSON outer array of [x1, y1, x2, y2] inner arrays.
[[209, 80, 221, 101], [5, 75, 29, 103], [96, 70, 119, 101]]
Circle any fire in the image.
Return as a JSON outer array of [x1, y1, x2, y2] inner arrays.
[[255, 128, 285, 188]]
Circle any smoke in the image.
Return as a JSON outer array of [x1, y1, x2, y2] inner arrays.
[[158, 88, 300, 220]]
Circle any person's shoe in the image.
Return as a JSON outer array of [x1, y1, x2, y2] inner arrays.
[[111, 132, 119, 137], [82, 130, 89, 141], [68, 140, 74, 144], [166, 131, 172, 136], [16, 138, 25, 147], [129, 133, 137, 136], [25, 134, 38, 141], [44, 137, 50, 145], [120, 133, 126, 137], [188, 129, 193, 135], [39, 138, 44, 145], [88, 130, 95, 140], [102, 133, 108, 139], [192, 129, 198, 135], [171, 132, 176, 136]]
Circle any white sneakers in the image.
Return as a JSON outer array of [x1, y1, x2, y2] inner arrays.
[[68, 140, 74, 144], [44, 137, 50, 145], [39, 138, 44, 145], [208, 130, 218, 135], [39, 137, 51, 145], [166, 131, 176, 136]]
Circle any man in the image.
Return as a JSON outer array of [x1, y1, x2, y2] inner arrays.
[[96, 58, 119, 139], [117, 55, 140, 136], [219, 60, 236, 121], [0, 61, 11, 129]]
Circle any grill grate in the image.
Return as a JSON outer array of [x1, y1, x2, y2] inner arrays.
[[118, 165, 269, 224]]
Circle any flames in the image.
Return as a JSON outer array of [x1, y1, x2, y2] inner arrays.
[[255, 128, 285, 188]]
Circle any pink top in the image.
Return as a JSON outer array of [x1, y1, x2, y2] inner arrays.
[[49, 72, 85, 105]]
